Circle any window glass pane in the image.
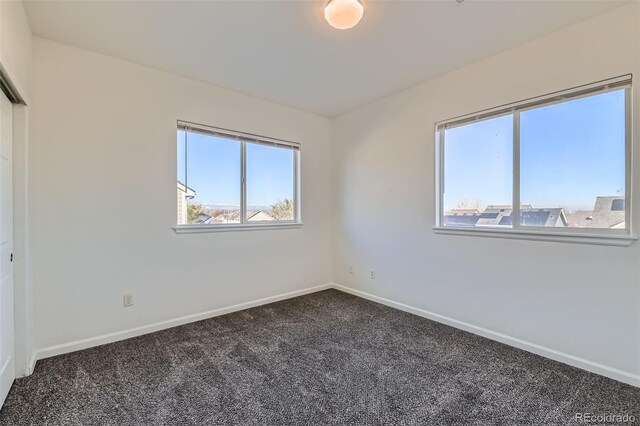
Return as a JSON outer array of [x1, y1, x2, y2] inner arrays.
[[520, 90, 626, 229], [177, 131, 241, 225], [443, 115, 513, 227], [246, 143, 295, 222]]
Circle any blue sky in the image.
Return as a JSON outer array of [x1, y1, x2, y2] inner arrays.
[[177, 131, 294, 207], [443, 89, 625, 211]]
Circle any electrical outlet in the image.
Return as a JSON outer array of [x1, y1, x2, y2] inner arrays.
[[123, 294, 133, 307], [348, 265, 354, 274], [369, 270, 375, 279]]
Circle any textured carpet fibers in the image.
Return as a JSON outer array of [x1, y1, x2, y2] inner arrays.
[[1, 289, 639, 425]]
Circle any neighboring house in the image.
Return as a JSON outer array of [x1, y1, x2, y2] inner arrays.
[[564, 210, 594, 228], [248, 210, 275, 222], [177, 181, 196, 225], [213, 211, 239, 224], [195, 213, 212, 224], [213, 210, 274, 223], [442, 213, 483, 227], [444, 205, 567, 228], [589, 196, 625, 229], [445, 197, 626, 229], [449, 208, 480, 215]]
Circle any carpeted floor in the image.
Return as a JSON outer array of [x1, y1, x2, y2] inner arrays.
[[1, 289, 638, 425]]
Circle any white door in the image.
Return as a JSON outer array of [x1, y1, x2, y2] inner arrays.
[[0, 91, 14, 407]]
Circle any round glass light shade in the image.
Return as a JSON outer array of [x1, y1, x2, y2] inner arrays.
[[324, 0, 364, 30]]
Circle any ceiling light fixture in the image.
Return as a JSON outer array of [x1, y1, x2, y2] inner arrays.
[[324, 0, 364, 30]]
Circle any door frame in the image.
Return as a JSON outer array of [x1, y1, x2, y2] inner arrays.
[[0, 65, 33, 387]]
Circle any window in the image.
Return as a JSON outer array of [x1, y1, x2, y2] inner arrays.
[[436, 75, 632, 241], [176, 121, 300, 230]]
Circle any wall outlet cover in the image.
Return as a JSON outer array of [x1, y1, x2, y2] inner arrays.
[[123, 294, 133, 307]]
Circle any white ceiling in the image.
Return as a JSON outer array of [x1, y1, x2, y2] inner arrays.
[[23, 0, 626, 117]]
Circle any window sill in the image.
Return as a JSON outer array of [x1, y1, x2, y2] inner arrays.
[[432, 226, 636, 247], [173, 223, 303, 234]]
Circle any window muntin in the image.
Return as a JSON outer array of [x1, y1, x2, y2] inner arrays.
[[437, 76, 631, 236], [177, 122, 300, 227]]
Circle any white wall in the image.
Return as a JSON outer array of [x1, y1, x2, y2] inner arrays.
[[332, 4, 640, 385], [26, 2, 640, 387], [0, 0, 33, 102], [32, 39, 333, 353], [0, 0, 34, 377]]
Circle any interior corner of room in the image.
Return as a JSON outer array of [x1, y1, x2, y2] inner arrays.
[[0, 0, 639, 424]]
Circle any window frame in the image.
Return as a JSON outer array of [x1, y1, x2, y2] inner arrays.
[[174, 120, 302, 233], [434, 75, 636, 246]]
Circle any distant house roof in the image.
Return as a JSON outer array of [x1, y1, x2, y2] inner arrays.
[[214, 210, 241, 222], [247, 210, 274, 221], [443, 197, 626, 230], [564, 210, 594, 228], [444, 206, 567, 228], [449, 208, 480, 215], [522, 209, 567, 227], [196, 213, 212, 224], [443, 214, 480, 227], [589, 196, 625, 229], [213, 210, 274, 222]]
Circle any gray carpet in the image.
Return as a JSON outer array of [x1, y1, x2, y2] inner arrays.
[[1, 289, 638, 425]]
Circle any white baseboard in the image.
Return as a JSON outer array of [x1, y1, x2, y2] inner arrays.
[[35, 283, 332, 361], [32, 281, 640, 388], [13, 349, 36, 378], [15, 351, 36, 378], [25, 352, 36, 376], [332, 283, 640, 388]]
